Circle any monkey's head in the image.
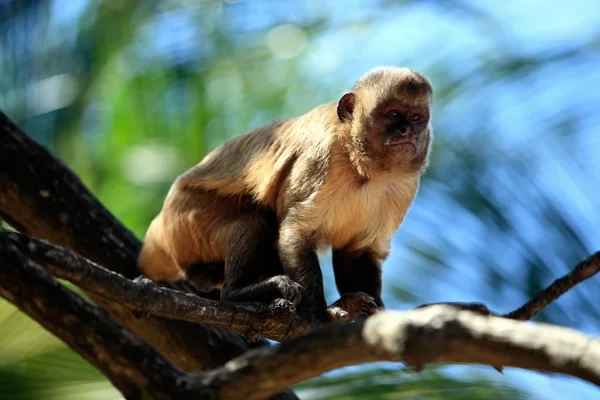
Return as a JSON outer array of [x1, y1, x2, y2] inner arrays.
[[337, 66, 433, 174]]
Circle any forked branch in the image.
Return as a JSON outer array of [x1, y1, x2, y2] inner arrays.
[[3, 229, 303, 341], [2, 236, 600, 400], [6, 228, 600, 343]]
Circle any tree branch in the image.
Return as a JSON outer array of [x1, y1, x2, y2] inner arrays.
[[0, 231, 181, 399], [198, 305, 600, 400], [5, 226, 600, 344], [503, 251, 600, 320], [0, 111, 140, 278], [416, 250, 600, 322], [3, 232, 599, 399], [0, 109, 299, 399], [3, 229, 311, 341]]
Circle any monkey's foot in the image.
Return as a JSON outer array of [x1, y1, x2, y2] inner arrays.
[[327, 292, 378, 322], [326, 306, 350, 322], [270, 298, 297, 313], [267, 275, 303, 306]]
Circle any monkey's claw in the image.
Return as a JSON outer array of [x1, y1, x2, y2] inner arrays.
[[327, 306, 350, 322], [327, 291, 379, 322], [269, 275, 303, 306]]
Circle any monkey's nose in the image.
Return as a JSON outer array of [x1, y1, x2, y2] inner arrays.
[[398, 125, 414, 137]]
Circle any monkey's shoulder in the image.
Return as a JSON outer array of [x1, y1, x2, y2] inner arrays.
[[171, 104, 339, 209], [170, 120, 287, 197]]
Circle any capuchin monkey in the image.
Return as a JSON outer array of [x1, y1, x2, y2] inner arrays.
[[138, 66, 433, 323]]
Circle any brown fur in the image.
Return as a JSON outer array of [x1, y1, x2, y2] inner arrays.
[[138, 66, 433, 304]]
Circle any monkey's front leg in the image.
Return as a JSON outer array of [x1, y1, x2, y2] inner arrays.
[[278, 226, 328, 322], [330, 247, 383, 321]]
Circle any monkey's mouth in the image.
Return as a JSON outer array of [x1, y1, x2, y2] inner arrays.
[[385, 135, 417, 148]]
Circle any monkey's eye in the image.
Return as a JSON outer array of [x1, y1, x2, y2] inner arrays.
[[411, 114, 423, 122], [386, 110, 401, 119]]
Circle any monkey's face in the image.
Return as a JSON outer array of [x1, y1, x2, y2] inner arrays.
[[337, 68, 433, 172], [346, 97, 431, 175], [368, 99, 431, 163]]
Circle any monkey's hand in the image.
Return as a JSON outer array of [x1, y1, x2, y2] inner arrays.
[[326, 292, 378, 322], [267, 275, 303, 306]]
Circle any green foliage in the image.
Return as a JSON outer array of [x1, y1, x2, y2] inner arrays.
[[0, 303, 119, 399], [296, 367, 527, 399]]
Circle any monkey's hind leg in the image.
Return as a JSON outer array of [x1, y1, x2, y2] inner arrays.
[[181, 261, 224, 300], [220, 211, 302, 305]]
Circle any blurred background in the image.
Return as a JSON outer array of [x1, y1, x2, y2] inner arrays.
[[1, 0, 599, 398]]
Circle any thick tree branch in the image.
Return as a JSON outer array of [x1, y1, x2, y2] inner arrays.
[[198, 305, 600, 400], [0, 233, 182, 399], [5, 227, 600, 343], [3, 232, 600, 399], [0, 109, 298, 399], [0, 112, 140, 278]]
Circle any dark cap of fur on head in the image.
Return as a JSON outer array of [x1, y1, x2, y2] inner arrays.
[[352, 66, 432, 103]]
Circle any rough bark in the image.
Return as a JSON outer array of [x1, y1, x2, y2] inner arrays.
[[2, 230, 326, 341], [195, 305, 600, 400], [0, 110, 298, 399], [2, 239, 600, 400], [0, 235, 180, 399]]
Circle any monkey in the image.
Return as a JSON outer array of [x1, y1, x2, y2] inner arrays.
[[137, 66, 433, 323]]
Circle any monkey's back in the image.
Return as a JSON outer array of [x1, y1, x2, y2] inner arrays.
[[137, 105, 337, 280], [137, 118, 302, 279]]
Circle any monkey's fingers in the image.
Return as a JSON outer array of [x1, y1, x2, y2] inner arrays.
[[330, 292, 378, 320], [361, 301, 378, 316], [269, 275, 303, 306], [271, 298, 297, 314], [326, 306, 351, 322]]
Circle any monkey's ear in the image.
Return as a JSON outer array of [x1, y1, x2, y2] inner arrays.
[[337, 92, 356, 123]]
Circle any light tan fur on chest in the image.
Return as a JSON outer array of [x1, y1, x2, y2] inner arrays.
[[307, 148, 419, 256]]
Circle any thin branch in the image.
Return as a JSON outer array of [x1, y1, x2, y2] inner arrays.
[[503, 252, 600, 320], [3, 229, 311, 341], [6, 227, 600, 342], [416, 251, 600, 322]]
